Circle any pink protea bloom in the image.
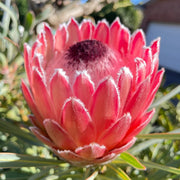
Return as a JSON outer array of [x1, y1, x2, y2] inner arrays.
[[22, 18, 164, 166]]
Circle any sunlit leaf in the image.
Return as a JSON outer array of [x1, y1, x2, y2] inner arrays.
[[107, 164, 131, 180], [146, 159, 180, 179], [0, 153, 64, 168], [86, 171, 98, 180], [137, 133, 180, 139], [119, 152, 146, 170], [0, 119, 41, 145], [129, 139, 163, 155], [141, 160, 180, 175], [150, 85, 180, 109]]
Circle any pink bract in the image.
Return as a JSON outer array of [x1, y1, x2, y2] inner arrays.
[[22, 18, 164, 166]]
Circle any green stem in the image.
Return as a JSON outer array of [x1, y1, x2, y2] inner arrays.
[[84, 167, 91, 179]]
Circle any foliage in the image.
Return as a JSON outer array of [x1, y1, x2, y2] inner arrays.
[[15, 0, 29, 24], [0, 1, 180, 180], [90, 0, 143, 32]]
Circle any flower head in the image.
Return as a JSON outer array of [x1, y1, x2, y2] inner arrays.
[[22, 18, 164, 166]]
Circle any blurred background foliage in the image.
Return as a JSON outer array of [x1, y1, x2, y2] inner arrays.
[[0, 0, 180, 179]]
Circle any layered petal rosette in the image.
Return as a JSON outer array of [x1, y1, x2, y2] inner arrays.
[[22, 18, 164, 166]]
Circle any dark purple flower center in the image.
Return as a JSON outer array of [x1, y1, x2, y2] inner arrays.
[[65, 40, 107, 66]]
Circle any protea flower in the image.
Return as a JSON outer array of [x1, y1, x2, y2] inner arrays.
[[22, 18, 164, 166]]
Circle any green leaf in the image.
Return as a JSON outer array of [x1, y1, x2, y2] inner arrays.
[[0, 119, 41, 145], [146, 159, 180, 179], [119, 152, 146, 170], [0, 2, 19, 41], [150, 85, 180, 109], [141, 160, 180, 175], [86, 171, 98, 180], [28, 169, 51, 180], [0, 168, 33, 180], [0, 153, 64, 168], [96, 175, 113, 180], [0, 52, 8, 66], [129, 139, 163, 155], [24, 11, 34, 31], [107, 164, 131, 180], [137, 133, 180, 139]]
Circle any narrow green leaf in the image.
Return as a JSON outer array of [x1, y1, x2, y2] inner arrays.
[[137, 133, 180, 139], [0, 169, 33, 180], [129, 139, 163, 155], [24, 12, 34, 31], [0, 52, 8, 67], [86, 171, 98, 180], [0, 2, 18, 37], [141, 160, 180, 175], [107, 164, 131, 180], [28, 168, 50, 180], [96, 175, 113, 180], [119, 152, 146, 170], [150, 85, 180, 109], [1, 1, 11, 36], [0, 153, 64, 168], [0, 119, 41, 145]]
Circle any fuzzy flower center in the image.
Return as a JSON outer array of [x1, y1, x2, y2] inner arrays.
[[65, 40, 107, 65]]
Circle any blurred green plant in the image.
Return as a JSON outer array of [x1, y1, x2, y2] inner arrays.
[[0, 1, 180, 180], [90, 0, 143, 32], [15, 0, 29, 23], [0, 1, 34, 123]]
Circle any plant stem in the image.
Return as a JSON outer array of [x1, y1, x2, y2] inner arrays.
[[84, 167, 91, 179]]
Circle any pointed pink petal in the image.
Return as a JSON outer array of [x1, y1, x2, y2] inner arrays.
[[93, 20, 109, 44], [143, 47, 153, 76], [32, 55, 44, 75], [31, 41, 39, 58], [55, 25, 67, 52], [151, 54, 159, 80], [29, 115, 40, 128], [123, 110, 155, 144], [73, 72, 94, 108], [55, 149, 116, 166], [61, 98, 95, 146], [134, 58, 146, 85], [50, 69, 71, 117], [110, 137, 136, 154], [125, 77, 150, 120], [43, 23, 54, 60], [130, 30, 145, 58], [80, 20, 95, 40], [110, 18, 121, 49], [21, 81, 44, 127], [93, 153, 117, 165], [118, 26, 130, 56], [66, 18, 81, 47], [36, 32, 46, 56], [151, 69, 164, 95], [44, 119, 76, 150], [89, 78, 120, 135], [75, 143, 106, 160], [24, 44, 32, 84], [144, 69, 164, 110], [118, 67, 133, 115], [30, 126, 56, 148], [150, 37, 160, 57], [98, 114, 131, 149], [54, 149, 85, 164], [32, 69, 55, 119]]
